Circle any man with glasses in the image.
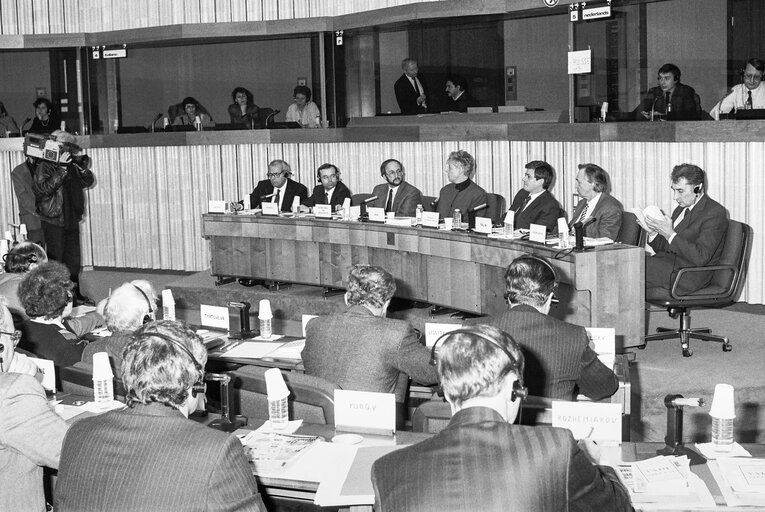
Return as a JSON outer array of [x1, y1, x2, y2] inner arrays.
[[0, 299, 69, 512], [711, 58, 765, 118], [304, 163, 352, 211], [636, 63, 700, 120], [248, 159, 308, 211], [369, 159, 423, 217]]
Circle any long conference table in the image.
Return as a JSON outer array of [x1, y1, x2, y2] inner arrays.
[[202, 214, 645, 347]]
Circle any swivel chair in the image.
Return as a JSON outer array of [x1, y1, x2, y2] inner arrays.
[[616, 211, 644, 246], [485, 192, 507, 225]]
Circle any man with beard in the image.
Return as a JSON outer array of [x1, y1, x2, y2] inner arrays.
[[368, 159, 423, 217]]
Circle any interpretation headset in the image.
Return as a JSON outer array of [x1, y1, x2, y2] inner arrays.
[[132, 331, 206, 398], [504, 254, 560, 306], [132, 284, 155, 324], [429, 329, 528, 402]]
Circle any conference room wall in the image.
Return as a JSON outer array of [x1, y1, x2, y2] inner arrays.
[[379, 30, 408, 115], [0, 51, 52, 124]]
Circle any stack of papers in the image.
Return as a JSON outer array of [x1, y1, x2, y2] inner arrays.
[[709, 458, 765, 507], [613, 455, 716, 507], [238, 431, 320, 475], [219, 339, 305, 360]]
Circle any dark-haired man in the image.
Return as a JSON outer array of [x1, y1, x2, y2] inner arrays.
[[304, 163, 352, 211], [369, 159, 423, 217], [444, 75, 479, 112], [508, 160, 562, 233], [636, 63, 700, 120]]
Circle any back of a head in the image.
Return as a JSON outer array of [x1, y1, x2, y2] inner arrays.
[[121, 320, 206, 409], [18, 260, 72, 319], [104, 282, 156, 333], [448, 150, 475, 179], [345, 265, 396, 309], [3, 242, 47, 273], [504, 256, 556, 309]]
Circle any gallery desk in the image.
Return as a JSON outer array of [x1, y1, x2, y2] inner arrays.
[[202, 214, 645, 347]]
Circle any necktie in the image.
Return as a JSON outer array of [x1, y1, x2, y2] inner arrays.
[[577, 202, 589, 223], [385, 189, 393, 212], [747, 91, 753, 109], [273, 189, 280, 204], [673, 208, 687, 228], [665, 92, 671, 112], [520, 195, 531, 212], [324, 191, 329, 204]]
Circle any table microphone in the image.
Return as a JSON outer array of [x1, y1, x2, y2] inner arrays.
[[362, 195, 378, 204], [261, 192, 277, 200], [467, 203, 488, 228], [573, 216, 597, 251], [359, 195, 378, 221]]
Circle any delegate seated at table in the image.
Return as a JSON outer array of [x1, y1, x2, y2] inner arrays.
[[569, 163, 623, 240], [435, 150, 488, 227], [508, 160, 562, 233], [172, 96, 215, 128], [369, 159, 423, 217], [710, 58, 765, 118], [303, 163, 352, 211], [249, 159, 308, 211]]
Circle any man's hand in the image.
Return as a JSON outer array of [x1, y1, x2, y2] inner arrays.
[[417, 94, 426, 106], [641, 110, 651, 120], [646, 212, 674, 240], [577, 438, 602, 465], [58, 151, 72, 164]]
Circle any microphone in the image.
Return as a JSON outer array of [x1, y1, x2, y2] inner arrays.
[[574, 216, 597, 229], [469, 203, 487, 213], [650, 96, 659, 121], [264, 109, 280, 128], [362, 195, 378, 204], [573, 216, 597, 252], [261, 193, 277, 200]]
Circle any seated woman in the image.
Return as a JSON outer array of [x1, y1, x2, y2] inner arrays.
[[81, 280, 157, 376], [172, 96, 215, 128], [17, 261, 87, 385], [286, 85, 321, 128], [228, 86, 260, 128], [0, 242, 47, 323], [0, 101, 20, 136], [23, 97, 60, 135]]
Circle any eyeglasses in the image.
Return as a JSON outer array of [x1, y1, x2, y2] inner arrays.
[[266, 172, 285, 179], [744, 73, 763, 81], [0, 330, 21, 347], [385, 169, 404, 177]]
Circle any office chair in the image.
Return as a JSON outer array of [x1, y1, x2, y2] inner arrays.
[[485, 192, 507, 225], [616, 211, 644, 246], [351, 193, 374, 206], [641, 219, 751, 357], [422, 195, 438, 212]]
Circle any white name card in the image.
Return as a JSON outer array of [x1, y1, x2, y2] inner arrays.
[[314, 204, 332, 218], [261, 202, 279, 216], [335, 389, 396, 436], [424, 322, 463, 347], [302, 314, 318, 337], [552, 401, 622, 444], [367, 207, 385, 222], [200, 304, 229, 330], [474, 217, 492, 234], [29, 357, 56, 393], [529, 223, 547, 243], [208, 200, 226, 214], [422, 212, 440, 228], [585, 327, 616, 368], [349, 205, 361, 220]]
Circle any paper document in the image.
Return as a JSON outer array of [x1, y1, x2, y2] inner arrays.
[[709, 458, 765, 507], [238, 431, 320, 475], [219, 339, 292, 359]]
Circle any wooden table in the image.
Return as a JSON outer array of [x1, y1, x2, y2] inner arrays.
[[203, 214, 645, 347]]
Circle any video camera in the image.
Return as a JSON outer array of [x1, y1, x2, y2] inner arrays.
[[23, 133, 81, 163]]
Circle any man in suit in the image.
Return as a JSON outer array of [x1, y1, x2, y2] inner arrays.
[[302, 265, 437, 417], [394, 58, 429, 115], [570, 163, 623, 240], [641, 164, 728, 294], [636, 63, 700, 120], [371, 325, 631, 512], [471, 255, 617, 401], [304, 163, 352, 211], [436, 150, 488, 228], [249, 159, 308, 211], [508, 160, 562, 233], [444, 75, 479, 112], [11, 156, 45, 245], [55, 320, 266, 512], [369, 159, 423, 217], [711, 58, 765, 117], [0, 299, 69, 512]]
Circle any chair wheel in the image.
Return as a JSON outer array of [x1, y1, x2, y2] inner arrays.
[[682, 348, 693, 357], [722, 343, 732, 352]]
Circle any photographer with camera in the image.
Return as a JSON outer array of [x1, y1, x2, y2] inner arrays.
[[31, 130, 95, 306]]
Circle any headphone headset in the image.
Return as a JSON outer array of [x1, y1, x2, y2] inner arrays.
[[132, 331, 206, 397], [693, 184, 702, 194], [429, 329, 528, 402], [132, 285, 155, 324], [504, 254, 560, 306]]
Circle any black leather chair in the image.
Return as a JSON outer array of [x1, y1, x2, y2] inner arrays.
[[422, 195, 438, 212], [642, 219, 751, 356], [616, 211, 644, 246], [485, 192, 507, 225], [351, 193, 374, 206]]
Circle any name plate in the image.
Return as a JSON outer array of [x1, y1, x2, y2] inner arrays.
[[424, 322, 463, 347], [335, 389, 396, 436], [349, 205, 361, 220], [552, 401, 622, 444], [585, 327, 616, 368], [208, 200, 227, 214], [422, 212, 440, 228], [367, 207, 385, 222], [261, 202, 279, 216], [200, 304, 229, 330], [29, 357, 56, 393], [314, 204, 332, 218], [474, 217, 492, 234], [529, 223, 547, 243]]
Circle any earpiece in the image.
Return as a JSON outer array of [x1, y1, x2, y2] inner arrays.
[[693, 185, 701, 194], [132, 331, 206, 397], [133, 285, 155, 324]]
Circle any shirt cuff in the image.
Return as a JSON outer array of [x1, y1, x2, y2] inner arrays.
[[667, 232, 677, 244]]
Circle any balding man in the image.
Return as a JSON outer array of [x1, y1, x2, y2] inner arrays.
[[394, 58, 429, 115], [249, 159, 308, 211]]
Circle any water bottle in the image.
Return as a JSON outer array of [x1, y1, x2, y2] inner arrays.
[[415, 204, 423, 226], [452, 209, 461, 231], [268, 395, 289, 429], [711, 416, 734, 452]]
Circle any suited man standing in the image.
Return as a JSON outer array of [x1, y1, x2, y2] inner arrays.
[[249, 159, 308, 211], [570, 163, 623, 240], [470, 255, 617, 401], [641, 164, 728, 294], [508, 160, 562, 233], [304, 163, 352, 211], [369, 159, 423, 217], [371, 325, 631, 512], [394, 58, 429, 115]]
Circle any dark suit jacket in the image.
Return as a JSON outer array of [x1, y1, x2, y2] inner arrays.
[[249, 178, 308, 211], [471, 305, 618, 401], [372, 406, 632, 512], [370, 181, 423, 217], [305, 180, 352, 210], [646, 194, 728, 294], [55, 402, 266, 512], [636, 82, 700, 120], [394, 73, 429, 115], [302, 305, 437, 404], [447, 92, 479, 112], [509, 189, 562, 233], [570, 193, 624, 240]]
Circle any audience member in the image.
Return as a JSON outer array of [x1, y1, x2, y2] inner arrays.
[[32, 130, 95, 305], [369, 158, 423, 216], [22, 97, 59, 135], [0, 101, 19, 136], [172, 96, 215, 128], [570, 163, 623, 240], [371, 325, 631, 512], [0, 241, 47, 322], [11, 154, 45, 245], [710, 58, 765, 117], [302, 265, 437, 411], [508, 160, 562, 233], [286, 85, 321, 128], [249, 159, 308, 211], [636, 63, 700, 120], [470, 255, 617, 401], [228, 86, 260, 128], [54, 320, 266, 511], [436, 150, 488, 227], [394, 58, 429, 115], [0, 299, 69, 512], [304, 163, 352, 210], [444, 75, 479, 112], [641, 164, 728, 294]]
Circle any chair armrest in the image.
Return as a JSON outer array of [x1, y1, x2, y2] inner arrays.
[[671, 264, 737, 300]]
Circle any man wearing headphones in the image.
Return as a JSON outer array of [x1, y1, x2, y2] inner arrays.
[[248, 159, 308, 211], [711, 58, 765, 118], [470, 255, 617, 401], [641, 164, 728, 294], [304, 162, 353, 211], [55, 320, 266, 511], [368, 158, 423, 217], [371, 325, 631, 512], [636, 63, 700, 120]]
